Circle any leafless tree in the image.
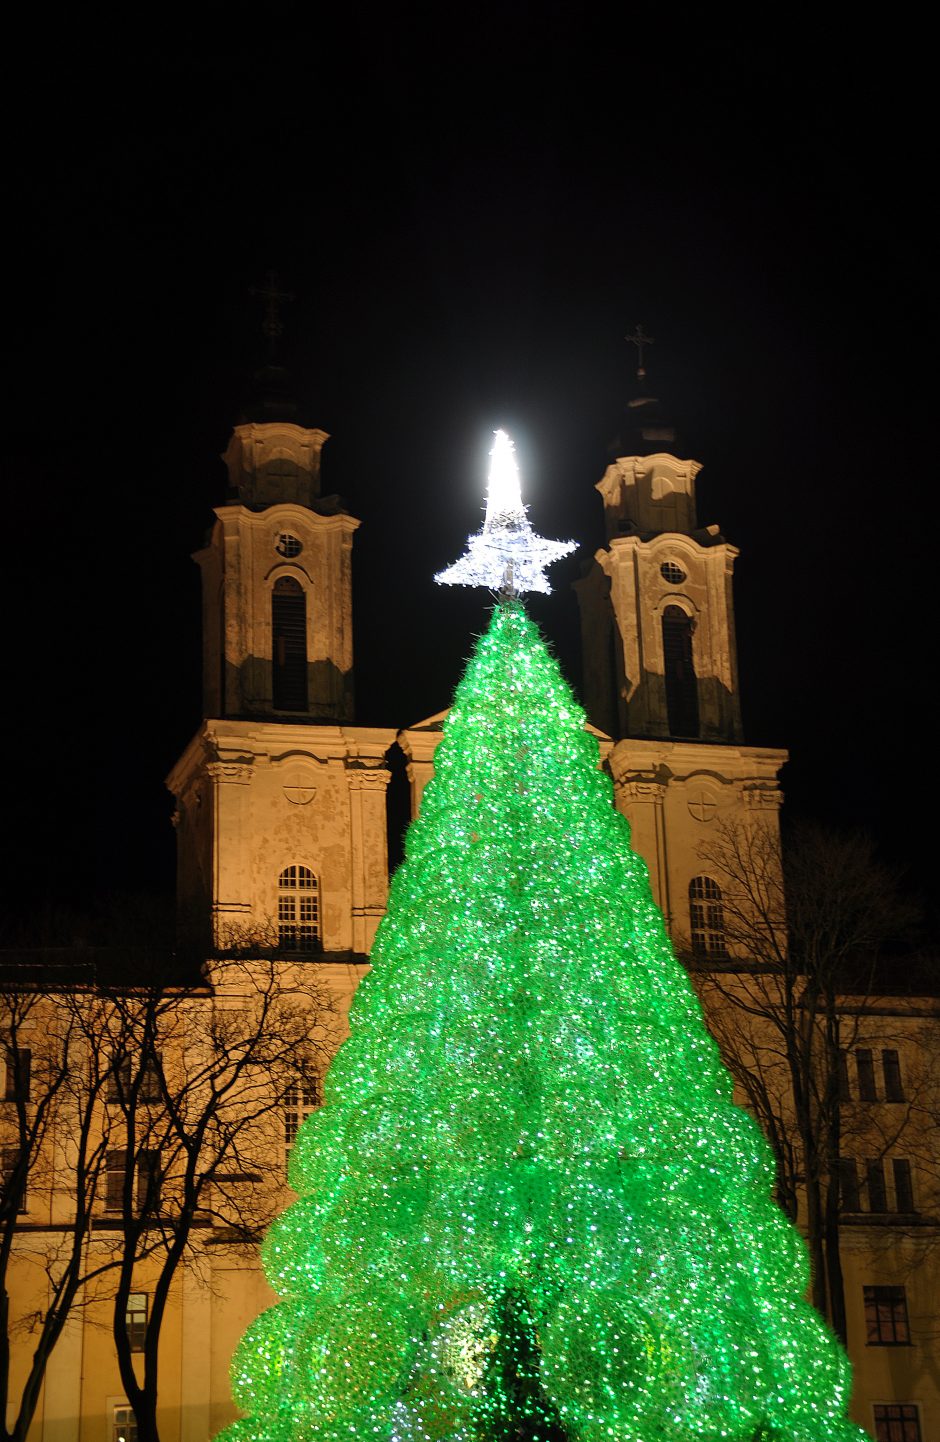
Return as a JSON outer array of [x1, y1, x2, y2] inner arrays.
[[0, 981, 126, 1442], [99, 956, 338, 1442], [687, 818, 920, 1348]]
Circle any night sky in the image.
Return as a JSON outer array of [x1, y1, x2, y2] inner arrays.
[[4, 15, 935, 939]]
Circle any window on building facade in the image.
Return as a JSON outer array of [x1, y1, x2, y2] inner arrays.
[[106, 1149, 128, 1211], [272, 576, 307, 711], [856, 1048, 878, 1101], [689, 877, 727, 958], [837, 1051, 851, 1102], [882, 1049, 904, 1102], [873, 1403, 922, 1442], [3, 1047, 31, 1102], [107, 1055, 131, 1103], [1, 1147, 27, 1213], [864, 1285, 910, 1345], [893, 1158, 915, 1213], [866, 1160, 888, 1213], [835, 1157, 861, 1212], [662, 604, 699, 738], [136, 1150, 161, 1212], [278, 866, 321, 952], [284, 1076, 321, 1171], [113, 1405, 138, 1442], [126, 1293, 148, 1352], [139, 1051, 162, 1102]]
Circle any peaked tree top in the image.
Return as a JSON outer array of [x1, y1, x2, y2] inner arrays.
[[434, 430, 576, 596]]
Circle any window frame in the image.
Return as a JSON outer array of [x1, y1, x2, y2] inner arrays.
[[661, 602, 699, 738], [892, 1158, 915, 1214], [277, 865, 321, 953], [873, 1401, 922, 1441], [856, 1048, 878, 1102], [113, 1405, 138, 1442], [283, 1075, 321, 1171], [272, 574, 308, 712], [882, 1049, 905, 1102], [105, 1149, 128, 1212], [863, 1285, 911, 1346], [3, 1047, 31, 1103], [689, 876, 728, 959], [1, 1146, 27, 1214], [835, 1156, 861, 1213], [125, 1293, 148, 1353]]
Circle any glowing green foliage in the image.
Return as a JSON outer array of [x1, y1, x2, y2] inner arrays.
[[222, 601, 868, 1442]]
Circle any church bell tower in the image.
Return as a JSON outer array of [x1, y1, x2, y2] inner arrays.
[[574, 331, 786, 940], [167, 286, 395, 959]]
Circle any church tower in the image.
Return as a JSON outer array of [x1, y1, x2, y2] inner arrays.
[[573, 331, 787, 942], [167, 293, 396, 959]]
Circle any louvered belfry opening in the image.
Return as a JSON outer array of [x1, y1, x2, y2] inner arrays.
[[272, 576, 307, 711], [662, 603, 699, 738]]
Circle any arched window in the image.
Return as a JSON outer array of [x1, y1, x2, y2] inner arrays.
[[662, 604, 699, 738], [689, 876, 727, 958], [272, 577, 307, 711], [278, 866, 320, 952]]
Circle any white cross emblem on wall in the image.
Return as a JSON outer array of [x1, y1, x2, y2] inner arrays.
[[688, 791, 718, 823]]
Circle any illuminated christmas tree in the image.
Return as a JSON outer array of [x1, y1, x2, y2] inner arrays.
[[223, 434, 867, 1442]]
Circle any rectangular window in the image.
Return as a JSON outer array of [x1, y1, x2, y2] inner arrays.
[[136, 1151, 161, 1212], [125, 1293, 148, 1352], [882, 1050, 904, 1102], [1, 1147, 27, 1213], [835, 1157, 860, 1213], [139, 1053, 162, 1103], [113, 1406, 138, 1442], [893, 1159, 914, 1214], [837, 1051, 851, 1102], [4, 1047, 31, 1102], [107, 1056, 131, 1103], [864, 1285, 910, 1345], [105, 1150, 128, 1211], [873, 1402, 922, 1441], [284, 1077, 320, 1170], [867, 1160, 888, 1213], [856, 1049, 877, 1102]]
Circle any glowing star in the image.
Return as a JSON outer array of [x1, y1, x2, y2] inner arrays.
[[435, 429, 576, 596]]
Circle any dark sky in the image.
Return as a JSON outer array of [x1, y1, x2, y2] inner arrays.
[[4, 13, 935, 936]]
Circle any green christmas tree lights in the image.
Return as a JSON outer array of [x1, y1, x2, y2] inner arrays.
[[222, 595, 868, 1442]]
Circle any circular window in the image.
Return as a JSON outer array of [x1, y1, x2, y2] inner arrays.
[[660, 561, 686, 585], [276, 533, 303, 558]]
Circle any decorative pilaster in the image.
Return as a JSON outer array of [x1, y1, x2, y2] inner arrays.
[[346, 767, 392, 954]]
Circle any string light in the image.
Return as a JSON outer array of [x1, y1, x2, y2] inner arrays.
[[224, 437, 864, 1441], [223, 598, 867, 1442], [434, 430, 576, 595]]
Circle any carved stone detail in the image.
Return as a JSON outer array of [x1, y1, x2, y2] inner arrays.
[[206, 762, 253, 785], [346, 769, 392, 790], [283, 787, 317, 806]]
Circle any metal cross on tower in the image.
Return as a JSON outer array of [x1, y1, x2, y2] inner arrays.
[[626, 323, 655, 380], [250, 270, 295, 354]]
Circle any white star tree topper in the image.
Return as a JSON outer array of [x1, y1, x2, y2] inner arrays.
[[434, 430, 577, 596]]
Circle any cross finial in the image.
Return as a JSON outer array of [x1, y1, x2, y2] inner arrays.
[[626, 323, 655, 380], [249, 270, 295, 354]]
